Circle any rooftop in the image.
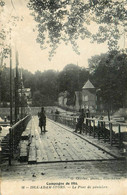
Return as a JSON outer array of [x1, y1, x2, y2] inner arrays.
[[82, 79, 95, 89]]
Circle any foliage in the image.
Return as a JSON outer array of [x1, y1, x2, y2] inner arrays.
[[89, 50, 127, 110], [22, 69, 59, 106], [58, 64, 89, 94], [0, 64, 89, 106], [0, 67, 12, 103], [0, 0, 22, 68], [0, 57, 127, 110], [57, 64, 89, 106], [28, 0, 127, 58], [0, 1, 8, 70]]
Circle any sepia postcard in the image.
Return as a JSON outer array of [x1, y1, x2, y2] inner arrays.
[[0, 0, 127, 195]]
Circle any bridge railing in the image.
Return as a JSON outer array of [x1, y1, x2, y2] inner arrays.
[[84, 118, 127, 148], [47, 113, 77, 129], [0, 115, 31, 165], [47, 113, 127, 150]]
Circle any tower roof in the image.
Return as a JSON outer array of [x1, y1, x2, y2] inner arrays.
[[82, 79, 95, 89]]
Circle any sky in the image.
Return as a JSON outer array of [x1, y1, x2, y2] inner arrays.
[[1, 0, 125, 73]]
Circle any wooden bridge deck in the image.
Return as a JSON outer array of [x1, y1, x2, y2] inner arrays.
[[28, 116, 115, 163]]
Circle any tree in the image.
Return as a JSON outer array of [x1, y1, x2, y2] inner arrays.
[[30, 69, 59, 106], [0, 0, 23, 107], [0, 0, 20, 62], [32, 90, 43, 106], [89, 50, 127, 113], [28, 0, 127, 59], [57, 64, 89, 105], [58, 64, 79, 93], [21, 69, 35, 92], [0, 67, 11, 104], [88, 54, 106, 73]]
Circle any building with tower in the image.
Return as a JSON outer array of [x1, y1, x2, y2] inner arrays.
[[75, 79, 96, 112], [58, 80, 97, 113], [81, 79, 96, 111]]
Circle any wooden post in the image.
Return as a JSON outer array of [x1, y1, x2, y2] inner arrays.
[[93, 120, 95, 138], [86, 119, 88, 135], [12, 128, 15, 157], [10, 47, 13, 125], [103, 122, 106, 142], [71, 117, 73, 128], [20, 68, 24, 119], [0, 147, 1, 164], [73, 117, 76, 129], [118, 124, 121, 149], [9, 128, 12, 166], [98, 121, 100, 140], [14, 50, 19, 122], [109, 123, 113, 146], [82, 120, 84, 134], [0, 51, 4, 105], [89, 120, 91, 136]]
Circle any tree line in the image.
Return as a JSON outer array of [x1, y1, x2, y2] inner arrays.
[[0, 50, 127, 112]]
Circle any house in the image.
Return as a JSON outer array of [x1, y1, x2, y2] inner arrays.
[[74, 80, 96, 112], [58, 80, 97, 113], [82, 80, 96, 111]]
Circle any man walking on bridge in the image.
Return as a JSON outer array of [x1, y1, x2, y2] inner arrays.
[[38, 107, 46, 134]]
